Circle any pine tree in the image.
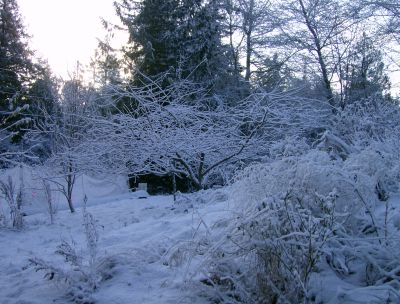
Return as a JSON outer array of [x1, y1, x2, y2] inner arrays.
[[115, 0, 232, 90], [253, 53, 289, 91], [345, 33, 391, 104], [90, 41, 121, 87], [116, 0, 180, 81], [27, 61, 59, 120], [0, 0, 35, 140], [176, 0, 232, 87]]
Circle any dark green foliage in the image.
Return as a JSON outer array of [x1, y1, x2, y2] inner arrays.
[[0, 0, 35, 138], [175, 0, 231, 85], [115, 0, 234, 91], [116, 0, 180, 82], [253, 53, 290, 91], [90, 21, 123, 87], [344, 33, 391, 105], [26, 62, 59, 118], [0, 0, 58, 147]]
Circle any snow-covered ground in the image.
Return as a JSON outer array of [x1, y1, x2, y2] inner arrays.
[[0, 168, 232, 304], [1, 161, 400, 304]]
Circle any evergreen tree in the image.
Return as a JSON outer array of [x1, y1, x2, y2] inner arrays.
[[115, 0, 180, 81], [28, 61, 58, 112], [90, 41, 121, 87], [345, 33, 391, 105], [175, 0, 230, 84], [115, 0, 233, 91], [253, 53, 289, 91], [24, 61, 59, 161], [0, 0, 35, 140]]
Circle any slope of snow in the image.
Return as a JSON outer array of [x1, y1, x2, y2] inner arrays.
[[0, 185, 232, 303], [0, 166, 130, 215], [1, 164, 399, 304]]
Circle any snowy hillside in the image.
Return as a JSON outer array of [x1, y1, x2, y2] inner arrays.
[[0, 169, 232, 304], [1, 161, 399, 303], [0, 166, 129, 216]]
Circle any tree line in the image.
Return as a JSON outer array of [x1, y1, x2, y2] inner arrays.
[[1, 0, 400, 210]]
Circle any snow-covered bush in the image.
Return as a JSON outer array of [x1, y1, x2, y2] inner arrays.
[[0, 176, 23, 229], [333, 97, 400, 148], [232, 150, 359, 214], [344, 141, 400, 198], [269, 135, 311, 159], [196, 142, 400, 303], [29, 199, 118, 303], [199, 189, 344, 303]]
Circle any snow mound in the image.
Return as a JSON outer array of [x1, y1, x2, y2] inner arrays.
[[0, 165, 130, 215]]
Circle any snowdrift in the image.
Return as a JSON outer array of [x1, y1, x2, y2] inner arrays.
[[0, 165, 130, 215]]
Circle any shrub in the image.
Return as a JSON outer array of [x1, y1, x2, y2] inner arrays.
[[0, 176, 23, 229], [197, 143, 400, 303], [29, 199, 118, 303]]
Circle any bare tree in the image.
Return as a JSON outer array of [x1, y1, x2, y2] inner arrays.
[[30, 80, 96, 213], [0, 176, 23, 229], [354, 0, 400, 73], [222, 0, 276, 82], [271, 0, 356, 107], [357, 0, 400, 33], [82, 77, 282, 190], [42, 180, 56, 224], [83, 74, 332, 191]]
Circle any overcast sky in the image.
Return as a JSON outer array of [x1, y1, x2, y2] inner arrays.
[[18, 0, 126, 79], [15, 1, 400, 94]]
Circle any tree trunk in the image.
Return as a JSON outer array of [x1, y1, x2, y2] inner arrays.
[[172, 173, 177, 202], [66, 161, 75, 213], [67, 196, 75, 213], [298, 0, 335, 108], [245, 0, 255, 82]]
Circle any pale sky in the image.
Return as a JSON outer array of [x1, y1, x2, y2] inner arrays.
[[16, 1, 400, 95], [18, 0, 127, 79]]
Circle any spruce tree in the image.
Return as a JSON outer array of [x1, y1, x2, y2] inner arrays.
[[116, 0, 180, 81], [176, 0, 231, 86], [345, 33, 391, 104], [27, 61, 59, 119], [0, 0, 35, 139], [90, 39, 121, 87], [115, 0, 232, 90]]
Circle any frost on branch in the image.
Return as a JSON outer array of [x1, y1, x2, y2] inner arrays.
[[194, 138, 400, 303], [0, 176, 23, 229], [83, 79, 329, 190]]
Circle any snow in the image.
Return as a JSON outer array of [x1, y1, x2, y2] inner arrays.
[[0, 168, 232, 304], [1, 158, 400, 303], [0, 166, 129, 215]]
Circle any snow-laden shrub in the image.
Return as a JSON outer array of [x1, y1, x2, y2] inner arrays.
[[231, 150, 359, 215], [29, 199, 119, 303], [195, 151, 347, 303], [333, 97, 400, 148], [0, 176, 23, 229], [197, 143, 400, 303], [195, 187, 345, 303], [344, 141, 400, 198], [269, 135, 311, 159]]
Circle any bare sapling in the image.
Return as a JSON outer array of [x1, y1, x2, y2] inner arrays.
[[0, 176, 23, 229], [43, 180, 56, 224]]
